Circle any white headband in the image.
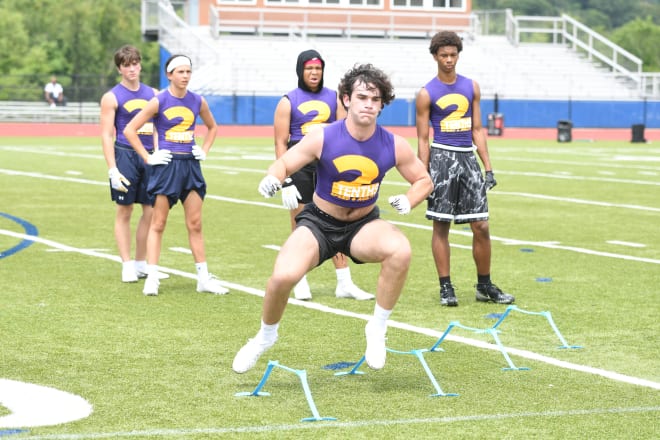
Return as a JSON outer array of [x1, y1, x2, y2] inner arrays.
[[166, 56, 191, 73]]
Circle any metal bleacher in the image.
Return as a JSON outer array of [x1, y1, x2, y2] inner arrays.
[[186, 33, 639, 101], [149, 3, 649, 102], [0, 101, 100, 123]]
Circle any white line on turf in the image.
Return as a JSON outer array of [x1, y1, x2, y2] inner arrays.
[[1, 229, 658, 392], [13, 406, 660, 439]]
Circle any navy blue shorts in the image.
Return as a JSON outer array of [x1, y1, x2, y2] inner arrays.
[[147, 154, 206, 208], [110, 143, 153, 206], [295, 203, 380, 266]]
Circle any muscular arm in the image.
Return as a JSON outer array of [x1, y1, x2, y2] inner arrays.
[[197, 97, 217, 153], [394, 134, 433, 208], [124, 97, 159, 163], [471, 80, 492, 172], [100, 91, 118, 169], [273, 96, 291, 160], [415, 88, 432, 171], [267, 128, 323, 182]]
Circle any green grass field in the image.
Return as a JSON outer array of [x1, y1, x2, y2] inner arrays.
[[0, 134, 658, 439]]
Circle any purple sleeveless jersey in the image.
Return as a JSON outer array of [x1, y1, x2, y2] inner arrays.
[[315, 120, 396, 209], [154, 89, 202, 153], [111, 83, 155, 150], [286, 87, 338, 143], [424, 74, 474, 149]]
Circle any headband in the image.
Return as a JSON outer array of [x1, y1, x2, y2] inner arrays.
[[166, 56, 191, 73], [304, 58, 323, 67]]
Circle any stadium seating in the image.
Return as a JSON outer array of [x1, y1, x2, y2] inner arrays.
[[187, 32, 639, 100]]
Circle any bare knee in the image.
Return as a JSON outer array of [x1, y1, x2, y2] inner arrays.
[[471, 221, 490, 238], [386, 236, 412, 268]]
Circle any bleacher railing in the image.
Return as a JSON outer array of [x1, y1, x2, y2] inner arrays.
[[505, 10, 658, 98]]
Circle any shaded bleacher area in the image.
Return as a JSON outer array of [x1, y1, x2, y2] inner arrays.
[[187, 32, 639, 100], [0, 101, 100, 123]]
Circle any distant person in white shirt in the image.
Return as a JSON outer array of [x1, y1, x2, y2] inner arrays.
[[44, 75, 65, 107]]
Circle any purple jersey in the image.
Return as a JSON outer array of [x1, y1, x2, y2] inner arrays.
[[286, 87, 338, 143], [111, 83, 155, 150], [424, 74, 474, 150], [315, 120, 396, 209], [154, 89, 202, 153]]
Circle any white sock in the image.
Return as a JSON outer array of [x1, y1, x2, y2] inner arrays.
[[123, 260, 135, 271], [371, 303, 392, 332], [146, 264, 159, 278], [134, 260, 147, 273], [296, 275, 310, 290], [336, 267, 352, 288], [258, 320, 279, 343], [195, 262, 209, 280]]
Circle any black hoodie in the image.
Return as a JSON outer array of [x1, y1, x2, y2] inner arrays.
[[296, 49, 325, 92]]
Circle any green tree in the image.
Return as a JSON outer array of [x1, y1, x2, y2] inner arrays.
[[611, 17, 660, 71], [0, 0, 159, 101]]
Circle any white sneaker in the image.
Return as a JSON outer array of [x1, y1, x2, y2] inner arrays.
[[335, 283, 375, 300], [293, 277, 312, 300], [364, 321, 387, 370], [197, 274, 229, 295], [143, 276, 159, 296], [136, 269, 170, 280], [232, 336, 277, 374], [122, 266, 138, 283]]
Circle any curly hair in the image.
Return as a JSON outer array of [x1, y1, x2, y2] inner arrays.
[[429, 31, 463, 55], [337, 63, 395, 107]]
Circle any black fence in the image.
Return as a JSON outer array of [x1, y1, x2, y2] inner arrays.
[[0, 72, 160, 103]]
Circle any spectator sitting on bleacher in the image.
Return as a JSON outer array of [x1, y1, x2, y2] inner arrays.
[[44, 75, 66, 107]]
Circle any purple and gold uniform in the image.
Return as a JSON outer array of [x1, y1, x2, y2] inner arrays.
[[287, 87, 339, 144], [110, 83, 155, 205], [295, 120, 396, 264], [148, 90, 206, 207], [423, 74, 488, 223], [286, 86, 339, 203], [315, 120, 396, 209]]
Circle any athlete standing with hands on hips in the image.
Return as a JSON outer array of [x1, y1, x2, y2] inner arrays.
[[233, 63, 433, 374], [274, 49, 373, 301], [124, 54, 228, 297], [100, 45, 169, 284]]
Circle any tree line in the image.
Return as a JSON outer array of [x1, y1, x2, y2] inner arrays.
[[0, 0, 658, 102]]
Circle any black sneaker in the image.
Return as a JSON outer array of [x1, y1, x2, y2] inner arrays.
[[440, 283, 458, 307], [475, 283, 515, 304]]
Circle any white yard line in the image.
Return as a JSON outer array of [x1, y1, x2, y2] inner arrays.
[[1, 229, 659, 392]]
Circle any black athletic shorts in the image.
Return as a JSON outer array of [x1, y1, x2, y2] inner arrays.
[[294, 202, 380, 265]]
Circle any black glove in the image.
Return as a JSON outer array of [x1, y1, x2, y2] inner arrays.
[[485, 171, 497, 190]]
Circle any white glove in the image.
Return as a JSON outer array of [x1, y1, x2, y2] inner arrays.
[[147, 149, 172, 165], [258, 175, 282, 198], [108, 167, 130, 193], [281, 178, 302, 210], [192, 145, 206, 161], [388, 194, 411, 215]]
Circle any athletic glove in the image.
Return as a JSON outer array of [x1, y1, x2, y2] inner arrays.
[[192, 145, 206, 161], [485, 170, 497, 190], [108, 167, 130, 193], [258, 174, 282, 198], [388, 194, 411, 215], [147, 149, 172, 166], [281, 177, 302, 210]]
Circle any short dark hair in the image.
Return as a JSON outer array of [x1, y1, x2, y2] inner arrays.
[[114, 45, 141, 68], [429, 31, 463, 55], [338, 63, 395, 107]]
